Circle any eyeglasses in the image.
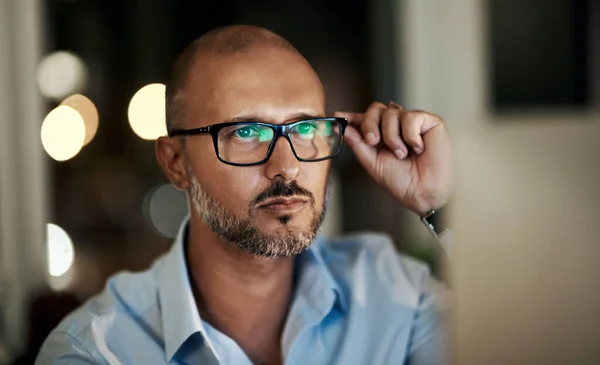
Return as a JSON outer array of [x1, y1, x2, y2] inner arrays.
[[168, 117, 348, 166]]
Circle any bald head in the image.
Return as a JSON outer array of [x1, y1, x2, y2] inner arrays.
[[165, 25, 304, 134]]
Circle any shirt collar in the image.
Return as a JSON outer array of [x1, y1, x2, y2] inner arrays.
[[280, 236, 349, 357], [157, 219, 219, 362], [157, 218, 347, 362], [302, 236, 348, 313]]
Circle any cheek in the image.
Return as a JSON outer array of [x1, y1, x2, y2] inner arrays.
[[300, 162, 330, 205], [196, 160, 264, 215]]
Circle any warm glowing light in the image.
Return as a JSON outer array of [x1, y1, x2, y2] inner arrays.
[[41, 105, 86, 161], [46, 223, 75, 277], [61, 94, 98, 146], [128, 83, 167, 140], [37, 51, 87, 100], [143, 183, 188, 238]]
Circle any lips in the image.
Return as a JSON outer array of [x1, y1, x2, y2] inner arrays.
[[256, 196, 310, 214]]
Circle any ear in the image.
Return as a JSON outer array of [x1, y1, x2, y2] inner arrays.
[[155, 136, 189, 190]]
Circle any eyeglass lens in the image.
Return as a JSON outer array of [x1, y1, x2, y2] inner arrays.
[[216, 119, 342, 164]]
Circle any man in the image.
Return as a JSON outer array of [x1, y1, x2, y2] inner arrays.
[[37, 25, 452, 365]]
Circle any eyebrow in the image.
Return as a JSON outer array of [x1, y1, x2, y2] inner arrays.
[[219, 112, 325, 124]]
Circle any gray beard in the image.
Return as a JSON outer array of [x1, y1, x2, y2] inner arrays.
[[186, 166, 327, 258]]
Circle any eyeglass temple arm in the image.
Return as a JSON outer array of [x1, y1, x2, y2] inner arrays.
[[168, 126, 211, 137]]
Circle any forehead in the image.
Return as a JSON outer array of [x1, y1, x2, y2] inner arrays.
[[184, 46, 325, 126]]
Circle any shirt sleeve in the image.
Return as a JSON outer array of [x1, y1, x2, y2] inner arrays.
[[35, 331, 100, 365], [406, 275, 448, 365]]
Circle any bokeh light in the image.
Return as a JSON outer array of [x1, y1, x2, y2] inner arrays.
[[37, 51, 87, 101], [41, 105, 86, 161], [60, 94, 99, 146], [128, 83, 168, 140], [46, 223, 75, 277], [143, 183, 188, 238]]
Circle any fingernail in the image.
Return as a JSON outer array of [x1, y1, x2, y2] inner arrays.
[[366, 132, 377, 145], [414, 145, 423, 155], [394, 149, 406, 159]]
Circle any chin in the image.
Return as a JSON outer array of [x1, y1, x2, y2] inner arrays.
[[258, 214, 312, 233]]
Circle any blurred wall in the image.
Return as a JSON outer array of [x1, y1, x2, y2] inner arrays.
[[398, 0, 600, 364], [0, 0, 48, 358]]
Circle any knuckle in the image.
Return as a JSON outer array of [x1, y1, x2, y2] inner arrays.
[[370, 101, 387, 110], [366, 102, 387, 117], [382, 107, 398, 119], [403, 111, 419, 121]]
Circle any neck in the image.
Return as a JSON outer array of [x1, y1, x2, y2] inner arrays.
[[186, 215, 294, 365]]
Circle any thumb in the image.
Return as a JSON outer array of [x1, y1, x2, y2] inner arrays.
[[344, 125, 377, 174]]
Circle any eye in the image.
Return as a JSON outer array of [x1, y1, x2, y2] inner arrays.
[[227, 125, 273, 143], [294, 122, 317, 139], [235, 126, 260, 139]]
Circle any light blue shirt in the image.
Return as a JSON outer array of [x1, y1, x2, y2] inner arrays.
[[37, 220, 445, 364]]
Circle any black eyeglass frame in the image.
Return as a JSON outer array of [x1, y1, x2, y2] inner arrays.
[[168, 117, 348, 166]]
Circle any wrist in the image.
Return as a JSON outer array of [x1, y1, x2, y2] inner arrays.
[[410, 190, 452, 217]]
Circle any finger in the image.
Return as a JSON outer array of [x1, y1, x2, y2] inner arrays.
[[343, 125, 377, 175], [400, 111, 426, 155], [333, 111, 363, 125], [381, 108, 408, 159], [421, 122, 452, 193], [400, 111, 445, 155], [361, 102, 387, 147]]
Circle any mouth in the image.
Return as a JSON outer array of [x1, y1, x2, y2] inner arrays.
[[256, 196, 310, 215]]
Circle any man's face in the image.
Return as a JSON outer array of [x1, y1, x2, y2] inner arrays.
[[182, 45, 329, 257]]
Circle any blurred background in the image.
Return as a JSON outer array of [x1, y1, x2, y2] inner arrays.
[[0, 0, 599, 364]]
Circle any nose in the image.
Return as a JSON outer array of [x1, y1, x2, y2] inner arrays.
[[264, 137, 300, 182]]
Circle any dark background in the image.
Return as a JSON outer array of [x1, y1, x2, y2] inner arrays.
[[489, 0, 593, 110]]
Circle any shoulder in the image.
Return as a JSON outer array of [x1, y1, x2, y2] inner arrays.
[[317, 232, 433, 308], [38, 258, 167, 362], [57, 265, 160, 336]]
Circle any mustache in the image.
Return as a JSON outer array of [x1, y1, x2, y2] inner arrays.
[[252, 180, 314, 206]]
